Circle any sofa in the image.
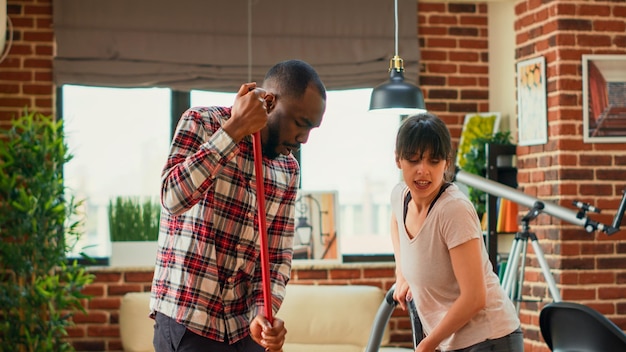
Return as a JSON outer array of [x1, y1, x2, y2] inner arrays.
[[119, 285, 413, 352]]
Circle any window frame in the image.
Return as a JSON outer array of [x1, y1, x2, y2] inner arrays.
[[60, 87, 394, 264]]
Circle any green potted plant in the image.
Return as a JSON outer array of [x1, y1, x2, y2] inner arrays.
[[0, 110, 94, 351], [461, 131, 514, 216], [108, 196, 160, 267]]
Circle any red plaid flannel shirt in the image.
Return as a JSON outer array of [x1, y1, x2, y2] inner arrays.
[[150, 106, 298, 343]]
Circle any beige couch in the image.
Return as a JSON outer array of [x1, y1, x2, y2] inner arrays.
[[119, 285, 413, 352], [118, 292, 155, 352]]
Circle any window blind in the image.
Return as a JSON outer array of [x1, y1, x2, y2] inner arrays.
[[52, 0, 419, 91]]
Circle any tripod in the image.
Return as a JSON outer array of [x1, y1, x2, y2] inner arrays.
[[501, 201, 562, 313]]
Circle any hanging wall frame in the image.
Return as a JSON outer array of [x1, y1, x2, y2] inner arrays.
[[517, 56, 548, 146], [582, 54, 626, 143]]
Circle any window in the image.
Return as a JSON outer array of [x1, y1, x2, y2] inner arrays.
[[63, 85, 171, 258], [63, 86, 400, 259], [192, 88, 401, 256], [297, 89, 401, 255]]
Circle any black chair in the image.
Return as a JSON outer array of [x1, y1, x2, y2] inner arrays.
[[540, 301, 626, 351]]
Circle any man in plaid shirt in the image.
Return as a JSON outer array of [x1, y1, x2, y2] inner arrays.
[[150, 60, 326, 352]]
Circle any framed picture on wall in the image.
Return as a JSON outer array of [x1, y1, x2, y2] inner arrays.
[[292, 190, 341, 263], [456, 112, 502, 170], [582, 54, 626, 143], [516, 56, 548, 146]]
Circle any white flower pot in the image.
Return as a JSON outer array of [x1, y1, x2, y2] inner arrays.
[[110, 241, 158, 267]]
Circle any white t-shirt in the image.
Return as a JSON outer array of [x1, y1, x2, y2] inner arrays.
[[391, 182, 520, 351]]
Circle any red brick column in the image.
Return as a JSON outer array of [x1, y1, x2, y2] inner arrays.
[[514, 1, 626, 351]]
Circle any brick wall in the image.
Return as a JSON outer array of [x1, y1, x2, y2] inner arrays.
[[0, 0, 54, 126], [512, 1, 626, 351], [418, 2, 490, 141], [2, 0, 626, 351]]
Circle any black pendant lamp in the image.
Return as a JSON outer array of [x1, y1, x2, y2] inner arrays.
[[369, 0, 426, 115]]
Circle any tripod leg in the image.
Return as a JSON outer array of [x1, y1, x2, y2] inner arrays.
[[501, 237, 522, 300], [529, 239, 562, 302], [515, 240, 529, 312]]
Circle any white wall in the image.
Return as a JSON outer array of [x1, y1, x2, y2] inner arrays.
[[488, 1, 517, 142]]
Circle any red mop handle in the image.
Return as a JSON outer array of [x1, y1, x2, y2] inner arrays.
[[252, 131, 273, 323]]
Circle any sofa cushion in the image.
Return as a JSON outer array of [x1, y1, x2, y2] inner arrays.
[[277, 284, 390, 348]]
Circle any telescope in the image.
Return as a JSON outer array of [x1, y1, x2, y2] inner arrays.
[[453, 167, 626, 235]]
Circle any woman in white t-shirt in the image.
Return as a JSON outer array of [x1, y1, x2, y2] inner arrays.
[[390, 113, 523, 352]]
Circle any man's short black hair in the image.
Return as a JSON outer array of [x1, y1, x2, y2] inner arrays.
[[264, 59, 326, 100]]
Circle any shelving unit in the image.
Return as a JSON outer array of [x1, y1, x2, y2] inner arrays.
[[484, 143, 517, 273]]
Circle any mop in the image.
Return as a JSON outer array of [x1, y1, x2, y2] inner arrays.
[[246, 0, 273, 330], [251, 104, 273, 325]]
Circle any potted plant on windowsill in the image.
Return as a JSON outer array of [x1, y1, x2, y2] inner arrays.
[[108, 196, 160, 267]]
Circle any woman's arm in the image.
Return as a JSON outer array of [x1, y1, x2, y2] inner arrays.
[[416, 238, 486, 352], [390, 215, 411, 311]]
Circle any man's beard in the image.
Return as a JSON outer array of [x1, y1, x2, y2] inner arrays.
[[262, 124, 281, 159]]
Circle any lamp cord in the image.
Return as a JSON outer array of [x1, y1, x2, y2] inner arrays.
[[247, 0, 252, 82], [394, 0, 399, 57]]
